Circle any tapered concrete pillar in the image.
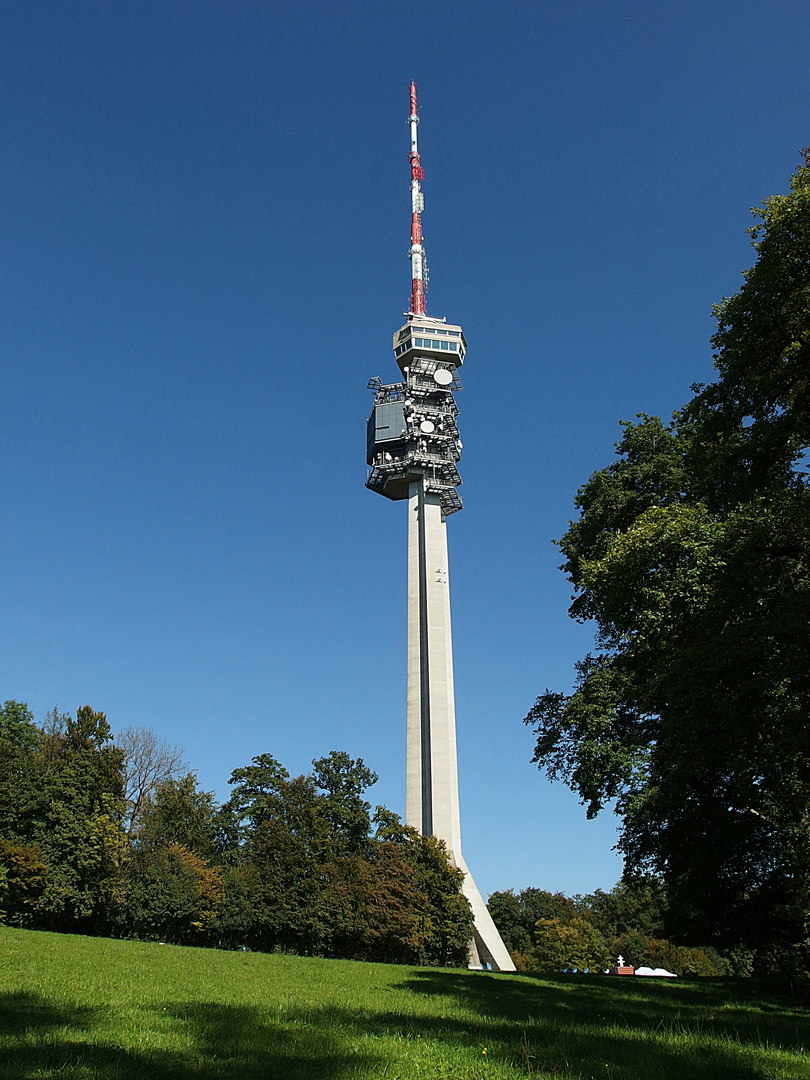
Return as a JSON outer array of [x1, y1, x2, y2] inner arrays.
[[406, 480, 515, 972]]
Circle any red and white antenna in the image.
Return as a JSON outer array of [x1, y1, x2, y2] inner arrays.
[[408, 80, 427, 315]]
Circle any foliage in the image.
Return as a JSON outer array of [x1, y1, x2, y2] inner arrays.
[[408, 832, 475, 966], [609, 931, 722, 976], [532, 916, 610, 972], [31, 707, 127, 932], [124, 842, 223, 944], [136, 773, 220, 862], [312, 750, 378, 855], [322, 846, 421, 962], [0, 701, 45, 845], [0, 703, 476, 965], [524, 159, 810, 972], [210, 864, 259, 949], [487, 887, 579, 956], [579, 877, 667, 940], [116, 726, 185, 836], [4, 927, 810, 1080], [223, 755, 333, 953], [0, 840, 48, 926], [487, 880, 728, 976], [219, 756, 473, 963]]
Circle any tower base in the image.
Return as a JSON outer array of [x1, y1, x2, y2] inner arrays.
[[455, 854, 516, 972], [406, 481, 515, 973]]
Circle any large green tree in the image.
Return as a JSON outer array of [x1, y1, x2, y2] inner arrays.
[[0, 701, 44, 845], [371, 807, 474, 966], [487, 887, 580, 957], [123, 772, 224, 945], [525, 156, 810, 973], [312, 750, 378, 855], [223, 754, 332, 953], [220, 754, 473, 963], [36, 706, 128, 932], [0, 705, 129, 932], [124, 842, 223, 944], [136, 773, 220, 862]]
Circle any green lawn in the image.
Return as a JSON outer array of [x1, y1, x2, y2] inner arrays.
[[0, 927, 807, 1079]]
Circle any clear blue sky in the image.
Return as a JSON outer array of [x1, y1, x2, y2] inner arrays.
[[1, 0, 807, 899]]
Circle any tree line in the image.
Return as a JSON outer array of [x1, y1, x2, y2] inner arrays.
[[488, 883, 753, 977], [0, 701, 473, 965], [524, 155, 810, 979]]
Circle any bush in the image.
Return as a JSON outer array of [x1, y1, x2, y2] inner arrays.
[[612, 932, 722, 976], [532, 916, 611, 972], [0, 840, 48, 926]]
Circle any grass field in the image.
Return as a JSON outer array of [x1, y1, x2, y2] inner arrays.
[[0, 927, 807, 1079]]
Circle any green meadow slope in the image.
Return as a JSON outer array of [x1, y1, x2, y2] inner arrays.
[[0, 927, 806, 1079]]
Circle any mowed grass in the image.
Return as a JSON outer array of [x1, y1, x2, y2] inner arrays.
[[0, 928, 807, 1080]]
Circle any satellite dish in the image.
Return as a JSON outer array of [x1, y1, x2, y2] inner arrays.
[[433, 368, 453, 386], [420, 420, 435, 434]]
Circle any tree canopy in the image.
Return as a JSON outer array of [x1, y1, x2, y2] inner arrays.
[[524, 156, 810, 974], [486, 881, 732, 976], [0, 702, 475, 965]]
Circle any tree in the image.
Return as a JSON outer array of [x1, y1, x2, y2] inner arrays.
[[0, 840, 48, 926], [311, 750, 378, 855], [372, 809, 474, 966], [485, 890, 526, 957], [487, 887, 580, 957], [219, 751, 474, 963], [124, 842, 223, 944], [525, 156, 810, 973], [116, 726, 185, 836], [222, 755, 332, 953], [122, 772, 224, 942], [322, 846, 422, 963], [136, 773, 220, 862], [211, 864, 259, 949], [33, 706, 128, 932], [531, 916, 610, 973], [218, 751, 474, 964], [0, 701, 44, 847], [579, 879, 667, 941]]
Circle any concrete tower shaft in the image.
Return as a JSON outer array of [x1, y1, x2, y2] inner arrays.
[[406, 483, 460, 848]]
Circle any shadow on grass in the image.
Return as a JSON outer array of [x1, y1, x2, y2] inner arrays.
[[1, 975, 806, 1080], [400, 968, 805, 1026], [387, 970, 808, 1078], [0, 991, 378, 1080]]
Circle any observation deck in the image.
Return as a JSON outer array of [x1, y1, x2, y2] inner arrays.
[[392, 316, 466, 376]]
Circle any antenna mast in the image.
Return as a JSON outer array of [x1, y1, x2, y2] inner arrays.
[[408, 80, 427, 315]]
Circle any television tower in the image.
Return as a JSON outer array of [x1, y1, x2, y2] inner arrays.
[[365, 82, 515, 972]]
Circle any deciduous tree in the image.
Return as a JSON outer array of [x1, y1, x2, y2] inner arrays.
[[487, 887, 579, 957], [312, 750, 378, 855], [0, 701, 44, 844], [33, 706, 127, 932], [525, 157, 810, 973], [124, 842, 223, 944], [531, 916, 610, 973], [116, 726, 185, 836], [136, 773, 219, 861], [0, 840, 48, 926]]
